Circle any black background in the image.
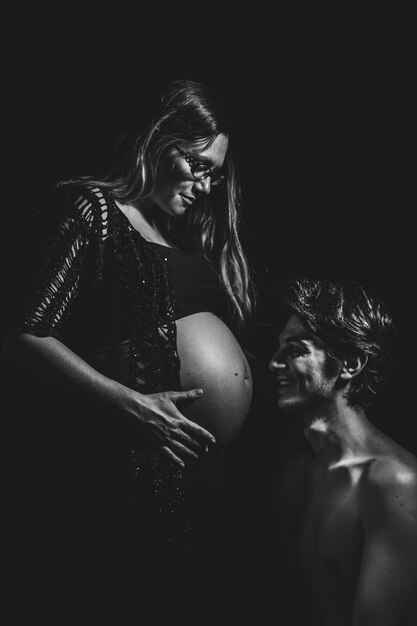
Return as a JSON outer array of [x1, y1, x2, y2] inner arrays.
[[2, 12, 415, 620], [3, 17, 413, 440]]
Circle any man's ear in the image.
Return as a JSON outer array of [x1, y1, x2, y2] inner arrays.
[[339, 353, 368, 380]]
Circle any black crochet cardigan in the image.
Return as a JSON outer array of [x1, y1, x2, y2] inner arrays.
[[17, 184, 194, 571], [20, 185, 182, 395]]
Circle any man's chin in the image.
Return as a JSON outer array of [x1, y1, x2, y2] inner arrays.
[[278, 396, 302, 415]]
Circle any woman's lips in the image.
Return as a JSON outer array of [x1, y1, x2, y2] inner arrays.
[[180, 194, 194, 206]]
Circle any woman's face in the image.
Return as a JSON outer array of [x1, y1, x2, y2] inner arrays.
[[150, 133, 229, 217]]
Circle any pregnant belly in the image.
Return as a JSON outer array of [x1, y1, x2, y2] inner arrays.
[[175, 312, 253, 444]]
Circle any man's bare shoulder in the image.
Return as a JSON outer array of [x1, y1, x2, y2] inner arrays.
[[362, 435, 417, 523], [367, 434, 417, 486]]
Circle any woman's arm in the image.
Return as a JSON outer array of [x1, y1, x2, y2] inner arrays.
[[6, 190, 215, 466], [4, 329, 215, 466]]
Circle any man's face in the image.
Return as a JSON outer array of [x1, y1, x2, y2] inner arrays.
[[149, 133, 228, 217], [268, 314, 340, 413]]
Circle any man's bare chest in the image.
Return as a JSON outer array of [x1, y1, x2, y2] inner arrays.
[[297, 472, 364, 586]]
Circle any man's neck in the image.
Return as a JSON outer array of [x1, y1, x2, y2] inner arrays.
[[303, 402, 372, 469]]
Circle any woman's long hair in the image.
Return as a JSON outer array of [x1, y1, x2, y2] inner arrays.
[[58, 79, 256, 330]]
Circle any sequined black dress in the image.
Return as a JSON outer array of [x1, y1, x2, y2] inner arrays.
[[17, 185, 204, 612]]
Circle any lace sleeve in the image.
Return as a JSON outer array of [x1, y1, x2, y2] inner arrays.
[[20, 190, 97, 339]]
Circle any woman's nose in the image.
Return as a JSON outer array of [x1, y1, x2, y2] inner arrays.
[[194, 177, 212, 195]]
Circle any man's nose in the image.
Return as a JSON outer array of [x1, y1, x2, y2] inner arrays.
[[268, 354, 286, 372]]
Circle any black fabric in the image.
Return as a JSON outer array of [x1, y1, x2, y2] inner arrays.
[[149, 241, 227, 321], [18, 184, 181, 395], [9, 184, 239, 618], [10, 185, 192, 614]]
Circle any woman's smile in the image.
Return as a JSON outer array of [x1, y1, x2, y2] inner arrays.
[[179, 193, 195, 207]]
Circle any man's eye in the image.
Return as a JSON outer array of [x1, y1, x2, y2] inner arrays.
[[288, 346, 307, 357], [194, 163, 207, 172]]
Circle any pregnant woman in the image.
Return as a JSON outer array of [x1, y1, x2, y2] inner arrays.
[[4, 80, 256, 617]]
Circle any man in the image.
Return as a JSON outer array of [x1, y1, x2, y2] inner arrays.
[[269, 277, 417, 625]]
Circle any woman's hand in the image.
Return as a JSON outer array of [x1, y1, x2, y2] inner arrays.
[[129, 388, 216, 467], [3, 332, 215, 467]]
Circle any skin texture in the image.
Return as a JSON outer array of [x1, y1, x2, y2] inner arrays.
[[176, 312, 252, 445], [269, 314, 417, 626]]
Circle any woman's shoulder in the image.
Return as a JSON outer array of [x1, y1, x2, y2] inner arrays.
[[54, 183, 115, 228], [56, 181, 110, 209]]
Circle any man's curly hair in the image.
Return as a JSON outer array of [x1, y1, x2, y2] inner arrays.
[[282, 277, 397, 407]]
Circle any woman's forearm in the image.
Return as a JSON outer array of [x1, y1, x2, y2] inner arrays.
[[3, 328, 131, 414], [3, 327, 215, 465]]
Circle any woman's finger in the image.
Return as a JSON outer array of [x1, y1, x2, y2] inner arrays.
[[159, 445, 184, 468], [180, 417, 216, 445], [173, 425, 209, 452], [169, 439, 200, 460], [171, 388, 204, 404]]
